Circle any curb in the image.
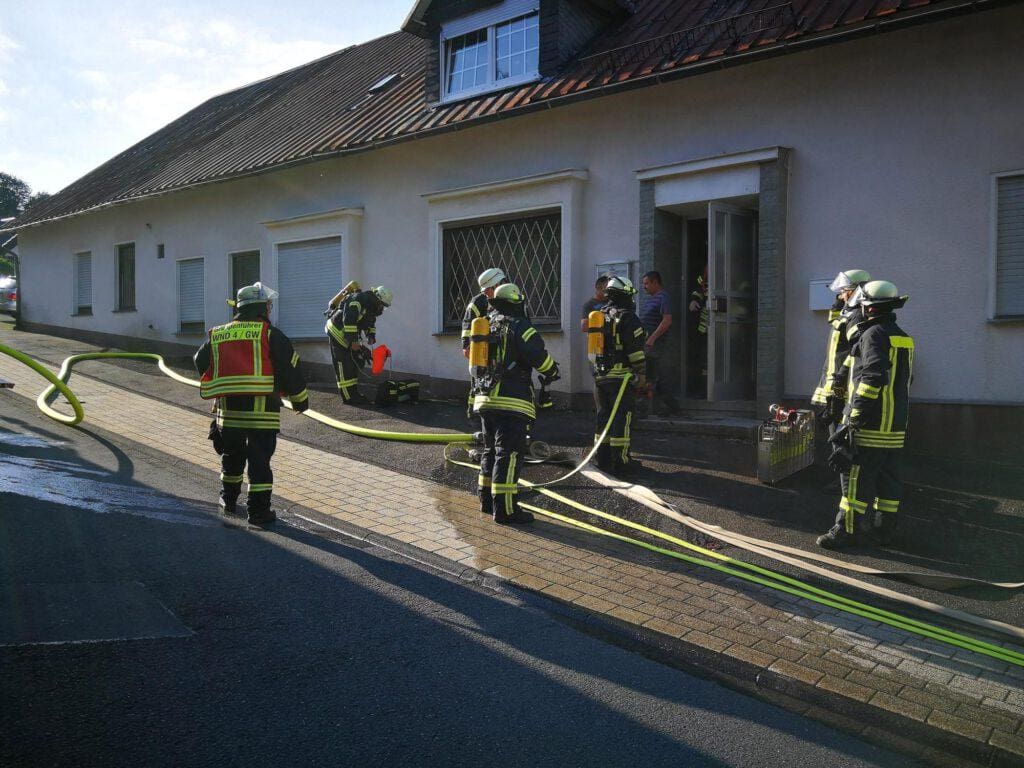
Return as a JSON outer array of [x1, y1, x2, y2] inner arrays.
[[281, 502, 1022, 768]]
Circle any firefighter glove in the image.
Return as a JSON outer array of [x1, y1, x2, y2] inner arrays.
[[207, 419, 224, 455]]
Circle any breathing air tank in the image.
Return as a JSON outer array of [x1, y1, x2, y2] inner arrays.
[[587, 310, 605, 364]]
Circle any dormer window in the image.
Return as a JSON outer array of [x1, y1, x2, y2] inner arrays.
[[441, 1, 539, 102]]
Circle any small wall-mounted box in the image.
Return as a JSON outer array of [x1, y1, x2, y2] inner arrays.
[[809, 279, 835, 311]]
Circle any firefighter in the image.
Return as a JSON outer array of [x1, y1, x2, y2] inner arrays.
[[472, 283, 559, 525], [591, 275, 647, 476], [195, 282, 309, 527], [462, 267, 506, 357], [325, 285, 393, 404], [817, 280, 913, 550], [811, 269, 871, 434]]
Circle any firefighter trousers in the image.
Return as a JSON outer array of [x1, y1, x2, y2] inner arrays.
[[330, 344, 362, 402], [478, 412, 530, 520], [594, 378, 637, 472], [836, 446, 903, 535], [220, 428, 277, 513]]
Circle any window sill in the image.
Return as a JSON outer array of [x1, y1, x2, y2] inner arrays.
[[988, 316, 1024, 325], [72, 310, 93, 317], [112, 308, 137, 314], [440, 74, 540, 106], [434, 326, 563, 337]]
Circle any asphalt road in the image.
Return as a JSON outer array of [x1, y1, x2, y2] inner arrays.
[[0, 391, 917, 767]]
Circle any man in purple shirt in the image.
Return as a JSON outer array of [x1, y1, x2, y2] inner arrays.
[[640, 271, 679, 415]]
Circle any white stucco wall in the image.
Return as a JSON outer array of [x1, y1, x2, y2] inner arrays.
[[18, 5, 1024, 403]]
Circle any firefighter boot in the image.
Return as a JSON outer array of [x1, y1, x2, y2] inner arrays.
[[493, 494, 534, 525], [219, 486, 243, 517], [816, 524, 859, 550], [246, 494, 277, 528], [871, 511, 899, 547], [479, 489, 493, 516]]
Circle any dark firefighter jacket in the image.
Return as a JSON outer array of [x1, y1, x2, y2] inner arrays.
[[811, 304, 853, 405], [473, 312, 557, 422], [326, 290, 381, 349], [594, 303, 647, 384], [461, 292, 489, 351], [194, 316, 308, 431], [843, 314, 914, 449]]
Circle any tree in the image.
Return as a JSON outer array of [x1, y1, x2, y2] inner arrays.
[[0, 172, 31, 219]]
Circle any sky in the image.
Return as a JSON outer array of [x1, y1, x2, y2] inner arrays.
[[0, 1, 414, 196]]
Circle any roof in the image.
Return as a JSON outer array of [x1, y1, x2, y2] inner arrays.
[[9, 0, 1005, 231]]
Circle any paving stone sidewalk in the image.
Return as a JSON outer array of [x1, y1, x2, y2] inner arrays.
[[2, 351, 1023, 766]]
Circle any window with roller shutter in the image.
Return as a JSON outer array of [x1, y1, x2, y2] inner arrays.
[[75, 252, 92, 316], [177, 258, 205, 334], [276, 236, 342, 338], [994, 173, 1024, 319]]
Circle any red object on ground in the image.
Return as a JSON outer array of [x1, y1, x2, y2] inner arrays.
[[371, 344, 391, 375]]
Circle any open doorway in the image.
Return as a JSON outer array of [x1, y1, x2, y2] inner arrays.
[[661, 195, 758, 409]]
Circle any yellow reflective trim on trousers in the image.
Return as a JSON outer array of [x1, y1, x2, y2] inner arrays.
[[220, 473, 244, 484], [290, 389, 309, 403], [875, 497, 900, 512], [474, 395, 535, 420], [492, 483, 518, 494], [521, 327, 537, 342], [247, 483, 273, 493], [627, 350, 645, 363], [594, 433, 610, 445], [478, 475, 491, 488], [846, 464, 861, 533], [856, 382, 880, 398]]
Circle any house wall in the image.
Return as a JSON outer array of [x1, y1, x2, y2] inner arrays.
[[18, 5, 1024, 410]]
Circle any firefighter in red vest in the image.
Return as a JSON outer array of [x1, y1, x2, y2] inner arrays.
[[194, 282, 308, 527]]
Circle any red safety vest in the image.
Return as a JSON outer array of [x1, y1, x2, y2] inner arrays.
[[200, 321, 277, 399]]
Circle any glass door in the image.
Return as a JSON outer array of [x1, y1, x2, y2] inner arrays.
[[706, 203, 757, 401]]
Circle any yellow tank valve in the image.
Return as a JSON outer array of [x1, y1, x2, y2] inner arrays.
[[587, 310, 605, 362], [468, 316, 490, 370], [328, 280, 361, 310]]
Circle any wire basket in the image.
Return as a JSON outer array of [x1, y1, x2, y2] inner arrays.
[[757, 409, 815, 485]]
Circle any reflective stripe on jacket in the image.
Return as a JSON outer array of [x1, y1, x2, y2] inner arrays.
[[844, 316, 914, 449], [199, 321, 276, 399]]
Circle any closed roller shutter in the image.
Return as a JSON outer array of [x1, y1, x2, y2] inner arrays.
[[75, 252, 92, 313], [996, 175, 1024, 318], [178, 258, 205, 333], [277, 236, 342, 338]]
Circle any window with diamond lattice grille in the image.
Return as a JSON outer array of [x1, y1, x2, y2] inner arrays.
[[442, 212, 561, 330]]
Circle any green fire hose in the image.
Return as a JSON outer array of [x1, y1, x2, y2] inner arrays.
[[0, 343, 474, 443]]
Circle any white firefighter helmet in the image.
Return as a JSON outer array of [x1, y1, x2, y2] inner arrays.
[[229, 281, 278, 310], [828, 269, 871, 294], [604, 274, 638, 297], [848, 279, 907, 312], [492, 283, 524, 303], [374, 286, 393, 307], [477, 267, 506, 291]]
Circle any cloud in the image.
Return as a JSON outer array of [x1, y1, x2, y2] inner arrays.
[[0, 77, 9, 97], [0, 28, 19, 63]]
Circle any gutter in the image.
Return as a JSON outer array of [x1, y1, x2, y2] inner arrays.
[[4, 0, 1010, 235]]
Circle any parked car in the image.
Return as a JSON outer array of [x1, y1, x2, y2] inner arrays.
[[0, 276, 17, 315]]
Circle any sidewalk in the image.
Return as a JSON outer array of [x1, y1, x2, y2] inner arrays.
[[1, 342, 1023, 766]]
